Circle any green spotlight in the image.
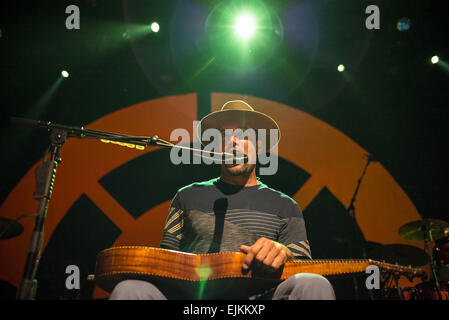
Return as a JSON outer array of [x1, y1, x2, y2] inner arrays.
[[61, 70, 69, 78], [235, 15, 256, 39], [431, 55, 439, 64], [337, 64, 345, 72], [150, 22, 160, 33], [205, 0, 283, 70]]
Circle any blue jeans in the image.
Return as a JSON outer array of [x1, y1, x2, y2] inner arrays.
[[109, 273, 336, 300]]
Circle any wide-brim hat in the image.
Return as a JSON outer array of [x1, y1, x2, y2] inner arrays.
[[197, 100, 281, 152]]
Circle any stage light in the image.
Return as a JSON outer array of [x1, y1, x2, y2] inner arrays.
[[150, 22, 160, 33], [61, 70, 69, 78], [235, 15, 256, 39], [337, 64, 345, 72], [205, 0, 283, 70], [431, 55, 439, 64]]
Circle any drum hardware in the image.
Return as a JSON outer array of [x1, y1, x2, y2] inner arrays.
[[387, 270, 405, 300], [371, 260, 422, 301], [434, 236, 449, 267], [365, 243, 430, 300], [437, 265, 449, 282], [0, 214, 37, 240], [413, 281, 449, 300], [375, 263, 425, 300], [0, 217, 24, 240], [421, 224, 442, 299], [398, 219, 449, 300]]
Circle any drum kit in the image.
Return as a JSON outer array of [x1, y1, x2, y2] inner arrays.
[[369, 218, 449, 300]]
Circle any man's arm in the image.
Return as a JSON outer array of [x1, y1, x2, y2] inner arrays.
[[159, 193, 184, 251], [277, 201, 312, 260], [239, 198, 311, 272]]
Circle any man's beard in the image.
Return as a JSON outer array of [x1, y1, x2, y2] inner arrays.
[[221, 163, 256, 177]]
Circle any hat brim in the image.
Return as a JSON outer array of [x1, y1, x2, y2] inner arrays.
[[197, 109, 281, 151]]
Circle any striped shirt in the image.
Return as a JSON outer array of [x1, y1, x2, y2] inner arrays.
[[160, 177, 312, 259]]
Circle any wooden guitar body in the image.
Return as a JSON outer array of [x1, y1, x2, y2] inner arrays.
[[93, 246, 425, 299]]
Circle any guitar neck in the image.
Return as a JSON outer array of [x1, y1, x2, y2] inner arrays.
[[282, 259, 425, 280]]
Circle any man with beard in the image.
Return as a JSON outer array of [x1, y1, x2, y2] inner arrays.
[[109, 100, 335, 300]]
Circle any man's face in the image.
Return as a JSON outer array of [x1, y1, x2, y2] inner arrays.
[[220, 125, 261, 177]]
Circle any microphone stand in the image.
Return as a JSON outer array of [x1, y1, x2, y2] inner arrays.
[[17, 128, 66, 300], [347, 154, 375, 300], [11, 116, 244, 299], [423, 224, 443, 300], [11, 117, 163, 300]]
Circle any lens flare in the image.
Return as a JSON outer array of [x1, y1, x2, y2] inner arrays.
[[235, 15, 256, 39]]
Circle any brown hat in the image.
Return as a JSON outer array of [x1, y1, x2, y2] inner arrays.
[[197, 100, 281, 151]]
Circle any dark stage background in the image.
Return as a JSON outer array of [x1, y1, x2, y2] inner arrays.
[[0, 0, 448, 300]]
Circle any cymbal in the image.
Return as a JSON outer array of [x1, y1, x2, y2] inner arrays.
[[368, 244, 429, 267], [398, 219, 449, 241], [0, 217, 24, 240]]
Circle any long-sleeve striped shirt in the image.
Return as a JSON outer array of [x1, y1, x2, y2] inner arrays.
[[160, 177, 312, 260]]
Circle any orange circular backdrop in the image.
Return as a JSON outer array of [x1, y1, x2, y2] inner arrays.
[[0, 93, 424, 299]]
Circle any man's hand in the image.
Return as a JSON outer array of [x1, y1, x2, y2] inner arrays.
[[240, 238, 293, 272]]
